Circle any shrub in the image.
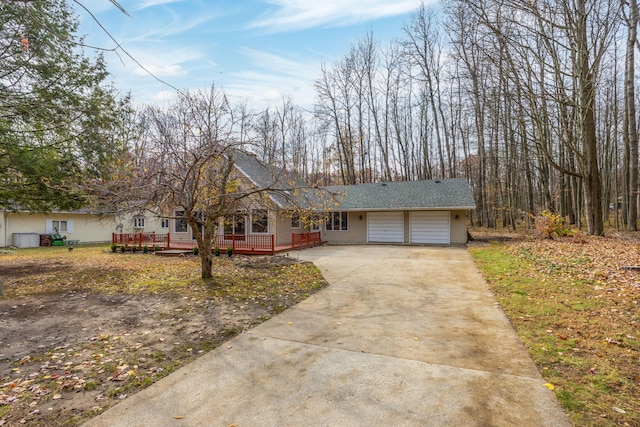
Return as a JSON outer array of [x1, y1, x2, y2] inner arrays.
[[132, 245, 138, 253], [227, 247, 233, 257], [142, 245, 149, 253], [154, 245, 160, 252], [120, 245, 126, 253], [214, 246, 220, 256], [534, 210, 565, 239], [110, 243, 117, 252], [572, 231, 587, 244], [193, 247, 199, 256]]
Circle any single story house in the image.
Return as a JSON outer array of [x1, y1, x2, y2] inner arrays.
[[0, 209, 117, 248], [2, 151, 475, 249], [0, 207, 173, 248]]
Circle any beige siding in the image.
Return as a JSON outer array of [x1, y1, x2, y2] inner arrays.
[[323, 210, 470, 247], [1, 212, 116, 247], [117, 213, 165, 234], [324, 211, 367, 244], [275, 212, 294, 246], [449, 210, 468, 245]]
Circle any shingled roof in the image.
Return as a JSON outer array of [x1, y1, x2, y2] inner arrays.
[[231, 151, 474, 211], [230, 150, 314, 208], [327, 179, 476, 211]]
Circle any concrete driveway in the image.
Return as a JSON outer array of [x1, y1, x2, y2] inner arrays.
[[85, 245, 571, 427]]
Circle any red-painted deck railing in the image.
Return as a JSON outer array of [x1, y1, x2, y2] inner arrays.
[[214, 234, 275, 254], [112, 232, 169, 249], [291, 231, 321, 248]]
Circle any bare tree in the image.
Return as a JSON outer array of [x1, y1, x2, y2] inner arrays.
[[622, 0, 639, 230], [91, 85, 325, 279]]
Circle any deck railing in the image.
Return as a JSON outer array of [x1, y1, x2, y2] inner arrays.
[[112, 232, 169, 249], [112, 231, 320, 254], [291, 231, 322, 248], [214, 234, 275, 254]]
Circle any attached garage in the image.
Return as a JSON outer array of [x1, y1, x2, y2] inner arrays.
[[410, 211, 450, 245], [367, 212, 404, 243], [324, 179, 475, 246]]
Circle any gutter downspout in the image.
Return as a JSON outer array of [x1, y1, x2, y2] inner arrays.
[[3, 212, 8, 248]]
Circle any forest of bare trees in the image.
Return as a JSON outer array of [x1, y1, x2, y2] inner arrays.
[[249, 1, 640, 235]]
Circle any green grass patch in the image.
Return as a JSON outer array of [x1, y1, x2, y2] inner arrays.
[[470, 242, 639, 427]]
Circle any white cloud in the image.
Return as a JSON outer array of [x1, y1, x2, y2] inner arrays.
[[132, 0, 185, 12], [151, 90, 179, 103], [223, 49, 321, 109], [132, 63, 188, 77], [250, 0, 428, 32]]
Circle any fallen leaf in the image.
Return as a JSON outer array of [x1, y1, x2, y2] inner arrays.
[[173, 415, 185, 419], [612, 407, 627, 414], [543, 383, 555, 391]]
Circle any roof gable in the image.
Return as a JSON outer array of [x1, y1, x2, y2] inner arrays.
[[230, 150, 312, 208]]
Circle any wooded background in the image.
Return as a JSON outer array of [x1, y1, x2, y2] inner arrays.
[[3, 0, 640, 236], [250, 0, 640, 236]]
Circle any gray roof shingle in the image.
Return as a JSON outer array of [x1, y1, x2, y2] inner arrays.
[[231, 150, 314, 208], [326, 179, 476, 210], [232, 151, 475, 211]]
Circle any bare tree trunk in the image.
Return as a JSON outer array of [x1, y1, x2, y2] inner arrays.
[[624, 0, 639, 230]]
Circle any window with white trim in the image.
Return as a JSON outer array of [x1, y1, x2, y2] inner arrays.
[[133, 216, 146, 228], [325, 212, 348, 231], [224, 214, 246, 235], [174, 210, 188, 233], [291, 212, 301, 229], [52, 220, 68, 232], [251, 209, 269, 234], [46, 219, 73, 234]]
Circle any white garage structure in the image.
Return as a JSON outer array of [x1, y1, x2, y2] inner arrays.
[[409, 211, 450, 245], [323, 179, 475, 246], [367, 212, 404, 243]]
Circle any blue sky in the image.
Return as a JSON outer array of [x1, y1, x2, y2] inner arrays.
[[75, 0, 436, 109]]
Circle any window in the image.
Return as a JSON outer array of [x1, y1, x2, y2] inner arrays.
[[224, 215, 246, 235], [174, 211, 188, 233], [325, 212, 348, 231], [52, 220, 68, 232], [161, 219, 169, 228], [251, 209, 269, 234], [133, 216, 145, 228], [311, 216, 320, 231], [291, 212, 301, 229], [46, 219, 73, 234]]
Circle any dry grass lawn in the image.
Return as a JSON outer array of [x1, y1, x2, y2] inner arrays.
[[0, 245, 327, 426]]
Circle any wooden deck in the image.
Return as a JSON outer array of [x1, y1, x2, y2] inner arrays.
[[112, 232, 322, 255]]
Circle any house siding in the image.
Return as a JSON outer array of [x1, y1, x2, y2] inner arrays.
[[323, 211, 367, 244], [450, 210, 468, 245], [1, 212, 116, 247], [321, 209, 469, 247]]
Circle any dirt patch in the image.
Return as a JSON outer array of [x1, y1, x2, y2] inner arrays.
[[0, 247, 327, 426]]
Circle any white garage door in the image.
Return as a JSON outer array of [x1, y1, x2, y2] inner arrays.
[[367, 212, 404, 243], [410, 211, 450, 244]]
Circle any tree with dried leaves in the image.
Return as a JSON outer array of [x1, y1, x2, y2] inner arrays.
[[91, 85, 329, 279]]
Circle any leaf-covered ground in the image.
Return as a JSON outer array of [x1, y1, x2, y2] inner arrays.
[[0, 246, 327, 426], [469, 230, 640, 427]]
